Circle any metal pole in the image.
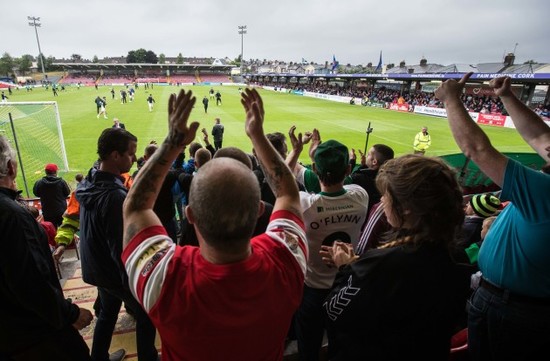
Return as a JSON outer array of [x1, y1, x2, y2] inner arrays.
[[238, 25, 247, 75], [458, 157, 471, 188], [363, 122, 373, 155], [28, 16, 47, 81], [8, 113, 30, 198]]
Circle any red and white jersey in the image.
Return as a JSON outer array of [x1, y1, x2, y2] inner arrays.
[[122, 210, 307, 361]]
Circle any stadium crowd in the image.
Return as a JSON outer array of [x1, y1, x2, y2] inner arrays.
[[1, 74, 549, 361], [259, 80, 513, 115]]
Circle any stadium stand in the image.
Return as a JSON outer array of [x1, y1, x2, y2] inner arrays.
[[59, 73, 97, 85], [98, 74, 135, 85], [168, 74, 197, 84], [199, 74, 232, 83]]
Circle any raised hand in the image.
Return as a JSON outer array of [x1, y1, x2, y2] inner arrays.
[[350, 148, 356, 161], [167, 89, 200, 148], [302, 131, 313, 145], [489, 76, 513, 97], [434, 72, 473, 103], [288, 125, 304, 152], [308, 128, 322, 161], [201, 127, 209, 143], [358, 149, 367, 167], [241, 88, 265, 139]]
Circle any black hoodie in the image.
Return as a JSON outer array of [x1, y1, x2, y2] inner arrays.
[[33, 174, 71, 226], [76, 169, 128, 288]]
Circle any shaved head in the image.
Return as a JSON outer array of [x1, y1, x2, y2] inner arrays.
[[188, 158, 260, 252]]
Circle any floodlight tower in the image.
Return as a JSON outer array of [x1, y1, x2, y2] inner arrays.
[[238, 25, 247, 75], [28, 16, 47, 80]]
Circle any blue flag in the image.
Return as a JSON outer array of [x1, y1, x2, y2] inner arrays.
[[374, 51, 382, 72], [331, 54, 339, 71]]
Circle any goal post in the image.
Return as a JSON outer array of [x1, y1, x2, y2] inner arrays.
[[0, 101, 69, 198]]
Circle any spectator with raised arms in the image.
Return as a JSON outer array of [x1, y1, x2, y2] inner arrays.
[[121, 88, 308, 361], [435, 73, 550, 361]]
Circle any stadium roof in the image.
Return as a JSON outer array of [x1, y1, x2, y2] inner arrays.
[[52, 62, 233, 72], [52, 58, 550, 84]]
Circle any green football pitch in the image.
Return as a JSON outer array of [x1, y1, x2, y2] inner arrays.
[[7, 83, 533, 189]]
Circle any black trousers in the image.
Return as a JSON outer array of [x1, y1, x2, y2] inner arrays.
[[2, 325, 91, 361]]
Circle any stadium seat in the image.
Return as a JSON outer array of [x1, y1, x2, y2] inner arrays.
[[449, 328, 469, 361]]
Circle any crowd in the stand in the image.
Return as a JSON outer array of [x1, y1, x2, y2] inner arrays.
[[1, 75, 549, 361], [259, 80, 514, 115]]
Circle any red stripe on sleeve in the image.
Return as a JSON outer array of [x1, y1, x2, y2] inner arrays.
[[270, 210, 305, 230], [122, 225, 167, 263]]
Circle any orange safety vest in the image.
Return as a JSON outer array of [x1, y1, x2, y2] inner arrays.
[[121, 172, 133, 189], [65, 191, 80, 217]]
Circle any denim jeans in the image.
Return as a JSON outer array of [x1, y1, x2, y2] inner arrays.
[[294, 285, 330, 361], [91, 287, 158, 361], [467, 285, 550, 361]]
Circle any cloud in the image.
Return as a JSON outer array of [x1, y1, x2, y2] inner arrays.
[[5, 0, 550, 66]]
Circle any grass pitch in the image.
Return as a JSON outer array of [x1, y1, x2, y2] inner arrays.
[[8, 83, 533, 189]]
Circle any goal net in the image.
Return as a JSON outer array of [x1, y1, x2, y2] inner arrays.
[[0, 101, 69, 198]]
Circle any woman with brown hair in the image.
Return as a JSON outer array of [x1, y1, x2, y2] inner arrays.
[[321, 154, 471, 360]]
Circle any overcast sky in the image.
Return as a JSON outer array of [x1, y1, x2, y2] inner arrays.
[[4, 0, 550, 67]]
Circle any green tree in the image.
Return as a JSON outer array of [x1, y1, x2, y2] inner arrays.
[[0, 52, 15, 77], [127, 48, 147, 63], [92, 55, 99, 63], [126, 50, 136, 63], [159, 53, 166, 64], [18, 54, 34, 74], [176, 53, 184, 64], [126, 48, 158, 63], [145, 50, 158, 64], [71, 54, 82, 62], [45, 56, 58, 71]]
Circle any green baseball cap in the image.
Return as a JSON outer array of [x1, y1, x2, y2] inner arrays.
[[314, 140, 349, 176]]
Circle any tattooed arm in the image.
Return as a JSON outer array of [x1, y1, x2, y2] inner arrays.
[[241, 88, 302, 218], [123, 89, 199, 247]]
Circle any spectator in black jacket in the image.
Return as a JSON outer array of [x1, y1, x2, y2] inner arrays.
[[0, 135, 93, 360], [350, 144, 394, 213], [76, 128, 158, 361], [33, 163, 71, 227]]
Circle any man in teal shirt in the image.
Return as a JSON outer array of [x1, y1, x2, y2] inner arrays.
[[436, 73, 550, 361]]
